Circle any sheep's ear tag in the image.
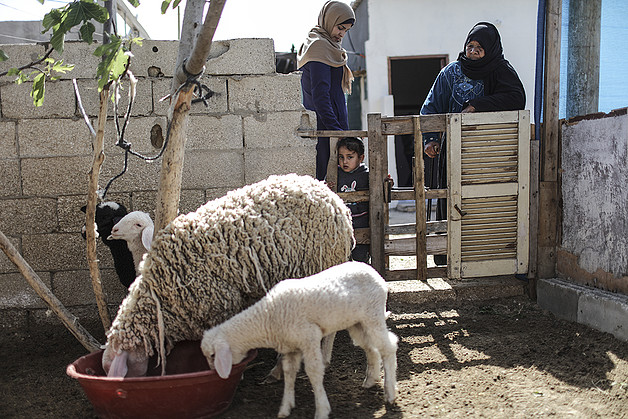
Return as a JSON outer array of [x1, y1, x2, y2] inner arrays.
[[142, 226, 154, 250], [214, 342, 233, 379]]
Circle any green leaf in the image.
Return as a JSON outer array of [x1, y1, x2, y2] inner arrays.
[[31, 73, 46, 107], [80, 21, 96, 44], [49, 27, 65, 53], [172, 0, 182, 8], [42, 8, 63, 33], [161, 0, 172, 14], [7, 68, 20, 76], [0, 50, 7, 62], [127, 0, 140, 7], [36, 0, 44, 3]]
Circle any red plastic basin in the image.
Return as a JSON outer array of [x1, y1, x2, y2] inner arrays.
[[66, 340, 256, 419]]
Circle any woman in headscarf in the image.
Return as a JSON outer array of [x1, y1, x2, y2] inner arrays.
[[298, 1, 355, 181], [420, 21, 525, 265]]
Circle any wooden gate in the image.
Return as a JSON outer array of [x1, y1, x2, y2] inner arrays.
[[298, 110, 530, 281]]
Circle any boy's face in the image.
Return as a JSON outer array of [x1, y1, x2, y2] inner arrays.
[[338, 146, 364, 173]]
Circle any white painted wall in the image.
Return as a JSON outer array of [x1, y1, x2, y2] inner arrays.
[[361, 0, 538, 179]]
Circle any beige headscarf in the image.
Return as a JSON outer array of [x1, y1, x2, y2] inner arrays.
[[297, 1, 355, 94]]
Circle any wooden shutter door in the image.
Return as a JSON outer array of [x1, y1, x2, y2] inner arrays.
[[447, 110, 530, 279]]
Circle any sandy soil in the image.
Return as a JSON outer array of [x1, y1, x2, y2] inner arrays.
[[1, 294, 627, 418]]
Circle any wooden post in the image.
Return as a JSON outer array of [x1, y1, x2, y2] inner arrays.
[[566, 0, 601, 118], [368, 113, 386, 275], [413, 116, 427, 281], [538, 0, 562, 279]]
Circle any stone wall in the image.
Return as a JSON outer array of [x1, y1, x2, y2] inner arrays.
[[0, 39, 315, 331]]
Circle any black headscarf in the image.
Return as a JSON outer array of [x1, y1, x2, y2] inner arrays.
[[457, 21, 526, 111], [458, 22, 508, 80]]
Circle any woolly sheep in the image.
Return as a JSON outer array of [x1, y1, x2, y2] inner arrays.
[[81, 202, 136, 288], [201, 261, 398, 419], [107, 211, 154, 273], [102, 174, 354, 377]]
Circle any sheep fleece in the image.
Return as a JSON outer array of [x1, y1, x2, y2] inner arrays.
[[106, 174, 354, 358]]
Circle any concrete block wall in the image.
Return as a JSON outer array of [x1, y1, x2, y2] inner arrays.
[[0, 39, 316, 332]]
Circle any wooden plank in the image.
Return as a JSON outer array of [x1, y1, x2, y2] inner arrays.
[[337, 190, 369, 203], [296, 129, 368, 138], [386, 220, 447, 235], [368, 113, 386, 275], [447, 114, 462, 279], [413, 116, 428, 281], [461, 110, 520, 125], [461, 259, 517, 277], [327, 137, 338, 190], [462, 183, 519, 197], [380, 114, 447, 135], [516, 111, 531, 274], [528, 139, 540, 284], [353, 228, 370, 245], [385, 234, 447, 255], [392, 188, 446, 200], [537, 0, 562, 279], [538, 181, 559, 278]]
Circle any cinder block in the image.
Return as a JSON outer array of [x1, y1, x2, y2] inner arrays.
[[0, 121, 17, 158], [21, 155, 91, 196], [0, 308, 28, 331], [52, 270, 98, 306], [244, 147, 315, 184], [244, 111, 315, 149], [131, 189, 206, 219], [537, 278, 584, 322], [0, 272, 51, 309], [0, 159, 21, 197], [205, 187, 233, 202], [29, 305, 101, 330], [153, 76, 229, 116], [0, 234, 20, 272], [128, 40, 179, 78], [75, 77, 153, 118], [206, 38, 276, 76], [18, 118, 92, 157], [99, 152, 162, 193], [189, 76, 229, 115], [578, 289, 628, 342], [187, 114, 242, 150], [229, 73, 303, 113], [0, 198, 58, 235], [104, 116, 168, 156], [0, 43, 47, 74], [51, 41, 100, 79], [22, 233, 87, 271], [182, 150, 244, 189], [1, 80, 76, 119]]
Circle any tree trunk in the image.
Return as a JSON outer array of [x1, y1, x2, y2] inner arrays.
[[85, 87, 113, 331], [154, 0, 227, 233]]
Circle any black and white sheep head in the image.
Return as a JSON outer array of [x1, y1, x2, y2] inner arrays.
[[80, 201, 129, 242], [107, 211, 154, 251]]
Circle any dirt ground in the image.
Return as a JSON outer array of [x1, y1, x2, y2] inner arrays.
[[1, 294, 627, 418]]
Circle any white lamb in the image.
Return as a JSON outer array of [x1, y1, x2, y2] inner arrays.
[[107, 211, 154, 273], [201, 261, 398, 419]]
